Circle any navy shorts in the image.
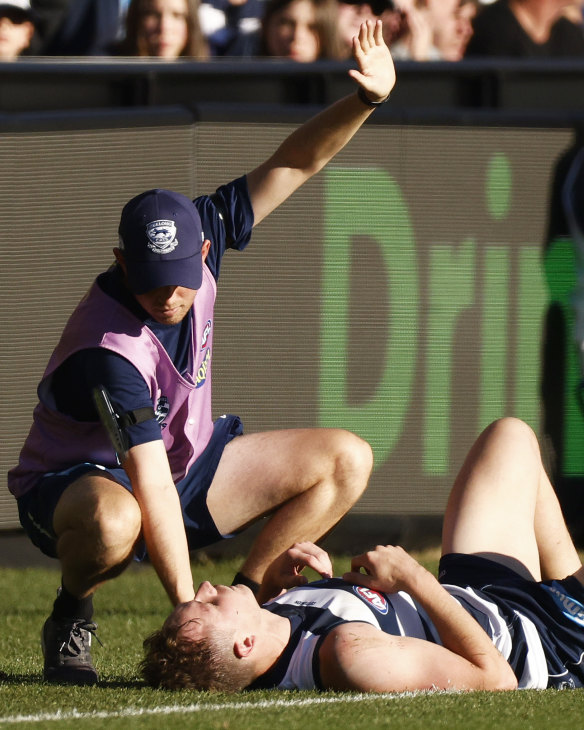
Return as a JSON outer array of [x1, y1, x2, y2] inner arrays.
[[17, 414, 244, 560], [439, 553, 584, 688]]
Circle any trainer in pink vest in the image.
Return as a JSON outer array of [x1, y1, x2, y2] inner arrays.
[[8, 266, 217, 498]]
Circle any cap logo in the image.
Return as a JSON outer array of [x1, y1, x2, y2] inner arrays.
[[146, 219, 178, 254]]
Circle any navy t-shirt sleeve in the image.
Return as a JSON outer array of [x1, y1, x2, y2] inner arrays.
[[51, 348, 162, 448], [195, 175, 254, 280]]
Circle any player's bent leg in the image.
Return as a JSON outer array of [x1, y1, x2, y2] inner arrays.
[[441, 417, 543, 580], [532, 451, 582, 581], [207, 428, 373, 584], [442, 417, 583, 582]]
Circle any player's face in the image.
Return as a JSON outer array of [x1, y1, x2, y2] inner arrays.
[[170, 583, 260, 641], [135, 284, 197, 325], [139, 0, 189, 58]]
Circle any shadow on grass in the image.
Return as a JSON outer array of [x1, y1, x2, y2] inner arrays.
[[0, 671, 146, 690], [0, 672, 44, 684]]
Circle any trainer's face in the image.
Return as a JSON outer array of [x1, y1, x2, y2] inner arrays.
[[114, 241, 210, 325], [134, 284, 197, 325], [170, 583, 260, 641]]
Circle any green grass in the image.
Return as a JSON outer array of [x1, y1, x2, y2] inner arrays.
[[2, 551, 584, 729]]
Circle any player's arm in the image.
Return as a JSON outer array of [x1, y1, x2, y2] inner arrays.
[[319, 621, 513, 692], [246, 20, 395, 226], [338, 545, 517, 692], [122, 440, 195, 606], [255, 542, 333, 605]]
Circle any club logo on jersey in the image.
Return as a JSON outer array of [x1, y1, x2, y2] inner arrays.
[[353, 586, 389, 615], [195, 349, 211, 389], [146, 220, 178, 254], [201, 320, 212, 349], [155, 395, 170, 429]]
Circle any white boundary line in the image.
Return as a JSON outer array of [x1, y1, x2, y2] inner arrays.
[[0, 692, 427, 725]]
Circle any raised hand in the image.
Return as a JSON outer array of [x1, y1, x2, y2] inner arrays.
[[349, 20, 396, 104]]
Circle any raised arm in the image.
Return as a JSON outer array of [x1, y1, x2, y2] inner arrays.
[[246, 20, 396, 226], [325, 545, 518, 692]]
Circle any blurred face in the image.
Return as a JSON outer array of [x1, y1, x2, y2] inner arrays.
[[379, 7, 408, 47], [139, 0, 189, 58], [453, 2, 477, 57], [134, 284, 197, 324], [427, 0, 469, 61], [169, 583, 260, 642], [265, 0, 321, 62], [337, 2, 377, 50], [0, 12, 33, 61]]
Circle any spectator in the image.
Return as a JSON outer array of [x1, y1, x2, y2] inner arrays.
[[337, 0, 379, 58], [378, 0, 476, 61], [114, 0, 209, 58], [0, 0, 35, 60], [381, 0, 437, 60], [199, 0, 265, 56], [429, 0, 479, 60], [233, 0, 345, 60], [29, 1, 124, 56], [452, 0, 479, 58], [563, 0, 584, 25], [465, 0, 584, 57]]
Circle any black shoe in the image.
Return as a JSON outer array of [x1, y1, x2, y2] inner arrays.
[[41, 616, 99, 685]]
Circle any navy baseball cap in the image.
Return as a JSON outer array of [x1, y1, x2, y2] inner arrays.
[[118, 189, 205, 295]]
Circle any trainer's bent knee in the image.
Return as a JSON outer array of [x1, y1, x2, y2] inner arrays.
[[95, 495, 142, 546], [331, 430, 373, 494]]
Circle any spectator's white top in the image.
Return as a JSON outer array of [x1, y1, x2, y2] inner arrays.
[[1, 0, 32, 12]]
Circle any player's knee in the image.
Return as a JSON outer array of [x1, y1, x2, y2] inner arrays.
[[330, 430, 373, 500], [488, 417, 538, 449]]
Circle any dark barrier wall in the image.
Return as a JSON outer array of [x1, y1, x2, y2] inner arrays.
[[2, 59, 584, 113], [1, 104, 583, 542]]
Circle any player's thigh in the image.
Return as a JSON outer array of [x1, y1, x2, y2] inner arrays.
[[53, 471, 141, 541], [441, 417, 542, 579], [207, 428, 360, 534]]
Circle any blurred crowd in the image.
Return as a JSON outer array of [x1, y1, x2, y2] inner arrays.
[[0, 0, 583, 62]]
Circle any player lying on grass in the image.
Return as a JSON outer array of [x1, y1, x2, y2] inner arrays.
[[142, 417, 584, 692]]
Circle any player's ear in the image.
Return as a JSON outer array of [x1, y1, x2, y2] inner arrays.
[[113, 247, 127, 274], [234, 634, 255, 659], [201, 239, 211, 262]]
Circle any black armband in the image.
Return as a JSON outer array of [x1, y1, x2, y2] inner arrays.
[[357, 86, 390, 108]]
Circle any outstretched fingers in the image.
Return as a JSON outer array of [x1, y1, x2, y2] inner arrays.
[[349, 20, 396, 103]]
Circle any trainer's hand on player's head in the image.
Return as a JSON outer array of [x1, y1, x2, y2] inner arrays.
[[349, 20, 396, 104]]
